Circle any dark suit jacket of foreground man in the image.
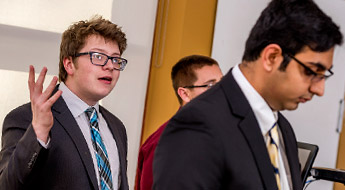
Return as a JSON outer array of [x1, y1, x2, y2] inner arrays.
[[0, 87, 129, 190], [153, 70, 303, 190]]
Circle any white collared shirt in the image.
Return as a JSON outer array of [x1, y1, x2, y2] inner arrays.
[[232, 64, 290, 190], [59, 82, 120, 189]]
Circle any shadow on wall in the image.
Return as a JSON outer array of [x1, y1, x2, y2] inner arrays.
[[0, 24, 61, 75]]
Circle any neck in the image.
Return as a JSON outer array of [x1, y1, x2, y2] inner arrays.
[[239, 61, 266, 95], [239, 61, 277, 111], [63, 80, 98, 106]]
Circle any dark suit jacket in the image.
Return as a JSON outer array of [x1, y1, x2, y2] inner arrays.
[[153, 70, 303, 190], [0, 87, 129, 190]]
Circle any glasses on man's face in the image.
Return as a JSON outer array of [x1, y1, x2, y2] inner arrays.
[[287, 54, 333, 82], [183, 83, 215, 89], [75, 51, 128, 71]]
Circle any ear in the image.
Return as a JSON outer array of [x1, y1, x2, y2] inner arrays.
[[63, 56, 75, 75], [261, 44, 283, 72], [177, 87, 192, 105]]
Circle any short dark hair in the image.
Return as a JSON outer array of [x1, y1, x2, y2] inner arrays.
[[171, 55, 219, 105], [242, 0, 343, 70], [59, 15, 127, 82]]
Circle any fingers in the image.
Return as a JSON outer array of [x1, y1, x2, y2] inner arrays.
[[28, 66, 62, 109], [28, 65, 35, 99], [34, 66, 48, 95], [29, 66, 57, 101], [41, 76, 59, 100], [47, 90, 63, 106]]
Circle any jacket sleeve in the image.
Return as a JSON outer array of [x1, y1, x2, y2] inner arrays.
[[0, 103, 46, 189]]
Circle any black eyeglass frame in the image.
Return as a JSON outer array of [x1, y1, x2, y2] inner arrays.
[[75, 51, 128, 71], [183, 83, 215, 89], [286, 54, 333, 82]]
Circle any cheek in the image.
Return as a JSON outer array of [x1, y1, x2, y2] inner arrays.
[[112, 72, 120, 84], [278, 83, 306, 101], [271, 83, 294, 100], [195, 89, 207, 97], [279, 73, 308, 94], [114, 72, 120, 80]]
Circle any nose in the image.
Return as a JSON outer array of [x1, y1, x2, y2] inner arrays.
[[103, 58, 114, 70], [309, 79, 325, 96]]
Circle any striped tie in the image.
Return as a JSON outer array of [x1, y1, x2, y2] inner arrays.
[[85, 107, 113, 190], [267, 123, 281, 190]]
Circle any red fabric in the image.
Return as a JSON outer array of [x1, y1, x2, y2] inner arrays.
[[135, 120, 169, 190]]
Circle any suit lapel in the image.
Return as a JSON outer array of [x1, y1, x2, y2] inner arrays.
[[220, 70, 277, 189], [52, 91, 99, 190], [100, 106, 128, 190], [278, 113, 303, 190], [238, 115, 278, 189]]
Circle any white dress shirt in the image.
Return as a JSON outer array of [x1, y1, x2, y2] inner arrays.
[[232, 64, 290, 190], [59, 82, 120, 189]]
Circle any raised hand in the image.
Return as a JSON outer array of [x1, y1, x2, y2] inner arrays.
[[28, 65, 62, 143]]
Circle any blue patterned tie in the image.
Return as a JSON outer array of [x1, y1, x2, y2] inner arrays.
[[85, 107, 113, 190]]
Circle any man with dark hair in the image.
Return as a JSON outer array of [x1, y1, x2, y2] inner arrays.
[[0, 16, 129, 190], [153, 0, 343, 189], [135, 55, 223, 190]]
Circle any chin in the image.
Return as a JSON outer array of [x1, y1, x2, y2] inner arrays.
[[91, 91, 111, 101], [284, 104, 299, 111], [100, 92, 112, 99], [100, 86, 114, 95]]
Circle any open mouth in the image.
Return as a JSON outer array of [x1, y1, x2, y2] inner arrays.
[[99, 77, 112, 82]]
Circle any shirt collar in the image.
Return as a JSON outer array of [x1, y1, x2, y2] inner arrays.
[[59, 82, 100, 118], [232, 64, 278, 136]]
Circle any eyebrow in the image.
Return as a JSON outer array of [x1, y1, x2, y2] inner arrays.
[[202, 79, 218, 84], [90, 48, 121, 56], [307, 62, 331, 71]]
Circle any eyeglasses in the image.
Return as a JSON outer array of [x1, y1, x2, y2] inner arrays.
[[287, 54, 333, 82], [183, 83, 215, 89], [75, 51, 128, 71]]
